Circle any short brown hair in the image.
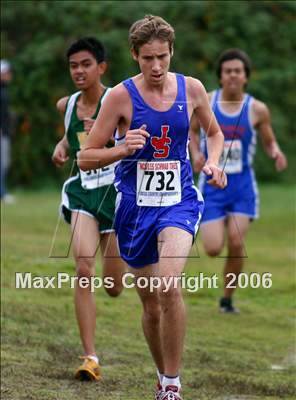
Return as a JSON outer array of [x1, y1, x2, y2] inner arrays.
[[129, 15, 175, 55], [216, 48, 252, 79]]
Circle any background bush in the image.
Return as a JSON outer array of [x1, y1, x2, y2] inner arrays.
[[1, 0, 295, 187]]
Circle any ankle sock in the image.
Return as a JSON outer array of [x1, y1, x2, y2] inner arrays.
[[87, 355, 99, 364], [162, 375, 181, 391], [157, 370, 164, 385]]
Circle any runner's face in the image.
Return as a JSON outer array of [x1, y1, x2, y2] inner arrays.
[[69, 50, 104, 89], [220, 59, 247, 93], [133, 40, 172, 86]]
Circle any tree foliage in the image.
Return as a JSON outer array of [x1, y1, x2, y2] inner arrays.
[[1, 0, 295, 186]]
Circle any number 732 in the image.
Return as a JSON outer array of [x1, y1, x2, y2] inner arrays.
[[143, 170, 175, 191]]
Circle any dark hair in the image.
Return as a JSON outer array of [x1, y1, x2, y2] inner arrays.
[[216, 48, 252, 79], [129, 15, 175, 55], [66, 37, 106, 63]]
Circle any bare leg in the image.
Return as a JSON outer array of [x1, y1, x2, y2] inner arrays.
[[132, 264, 165, 375], [157, 227, 192, 377], [100, 232, 126, 297], [71, 212, 99, 356], [224, 215, 250, 298], [200, 218, 225, 257], [131, 228, 194, 379]]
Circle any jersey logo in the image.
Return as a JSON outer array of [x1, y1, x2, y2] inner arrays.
[[151, 125, 171, 158], [178, 105, 183, 111]]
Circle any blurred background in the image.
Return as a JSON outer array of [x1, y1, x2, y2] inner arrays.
[[1, 0, 295, 190], [1, 3, 295, 399]]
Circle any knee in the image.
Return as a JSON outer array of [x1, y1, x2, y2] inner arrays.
[[104, 282, 123, 297], [204, 243, 223, 257], [228, 233, 244, 254], [159, 285, 182, 309], [75, 257, 95, 279]]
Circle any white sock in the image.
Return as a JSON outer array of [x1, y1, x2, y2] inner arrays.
[[157, 370, 164, 385], [87, 355, 99, 364], [162, 375, 181, 391]]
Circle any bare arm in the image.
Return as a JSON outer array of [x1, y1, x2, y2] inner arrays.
[[195, 86, 224, 165], [254, 101, 287, 172], [52, 96, 70, 167], [188, 78, 226, 188], [78, 85, 150, 170], [189, 113, 206, 173]]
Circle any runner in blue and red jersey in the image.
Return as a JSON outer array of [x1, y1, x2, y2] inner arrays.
[[79, 15, 226, 400], [190, 49, 287, 314]]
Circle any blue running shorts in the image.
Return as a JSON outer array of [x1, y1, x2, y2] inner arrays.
[[198, 168, 259, 224], [114, 185, 204, 268]]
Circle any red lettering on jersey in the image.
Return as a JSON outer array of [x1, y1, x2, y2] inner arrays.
[[151, 125, 171, 158]]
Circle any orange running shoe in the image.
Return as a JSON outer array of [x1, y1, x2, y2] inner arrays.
[[74, 356, 101, 381]]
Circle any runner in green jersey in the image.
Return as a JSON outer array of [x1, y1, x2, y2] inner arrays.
[[52, 38, 126, 381]]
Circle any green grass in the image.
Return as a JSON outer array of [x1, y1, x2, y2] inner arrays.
[[1, 185, 296, 400]]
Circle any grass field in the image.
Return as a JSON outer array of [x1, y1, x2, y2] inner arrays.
[[1, 185, 296, 400]]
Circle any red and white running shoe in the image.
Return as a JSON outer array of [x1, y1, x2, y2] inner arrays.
[[155, 380, 164, 400], [160, 385, 183, 400]]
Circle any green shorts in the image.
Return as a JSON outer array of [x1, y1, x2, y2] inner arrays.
[[60, 175, 117, 233]]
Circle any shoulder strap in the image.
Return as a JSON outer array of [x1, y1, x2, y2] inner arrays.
[[100, 87, 112, 104], [212, 89, 219, 108], [245, 93, 252, 106], [175, 73, 186, 101], [64, 91, 81, 132]]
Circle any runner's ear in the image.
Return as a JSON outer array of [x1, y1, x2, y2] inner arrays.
[[98, 61, 107, 75], [131, 48, 138, 62]]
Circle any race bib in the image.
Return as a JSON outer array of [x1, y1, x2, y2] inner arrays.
[[219, 140, 242, 174], [80, 165, 115, 190], [76, 130, 115, 189], [136, 161, 181, 207]]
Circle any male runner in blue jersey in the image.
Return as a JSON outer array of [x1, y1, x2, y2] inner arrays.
[[190, 49, 287, 313], [79, 15, 226, 400]]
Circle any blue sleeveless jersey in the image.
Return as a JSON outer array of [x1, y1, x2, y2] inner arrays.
[[114, 74, 194, 196], [200, 89, 257, 171], [198, 89, 259, 222]]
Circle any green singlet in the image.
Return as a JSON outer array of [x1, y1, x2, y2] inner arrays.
[[60, 89, 117, 233]]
